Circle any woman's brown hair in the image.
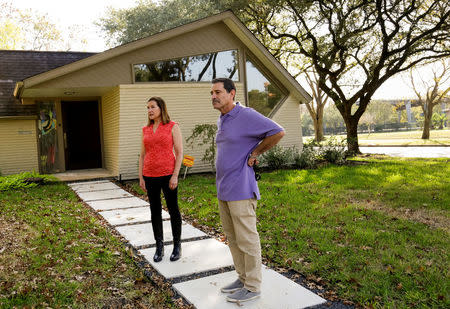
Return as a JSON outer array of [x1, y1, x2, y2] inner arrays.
[[147, 96, 171, 126]]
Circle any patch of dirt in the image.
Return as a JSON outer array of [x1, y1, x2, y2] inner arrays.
[[356, 200, 449, 232]]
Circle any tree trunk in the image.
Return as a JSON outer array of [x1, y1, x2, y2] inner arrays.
[[345, 117, 360, 155], [313, 106, 325, 142], [422, 113, 431, 139], [314, 118, 324, 142], [422, 102, 434, 139]]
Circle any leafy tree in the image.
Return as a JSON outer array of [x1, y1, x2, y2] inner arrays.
[[0, 2, 23, 49], [431, 112, 447, 129], [366, 100, 398, 126], [97, 0, 248, 47], [323, 103, 345, 133], [243, 0, 450, 153], [0, 2, 87, 51], [359, 111, 376, 134], [410, 59, 450, 139]]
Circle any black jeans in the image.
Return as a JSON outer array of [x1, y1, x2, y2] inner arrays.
[[143, 175, 182, 244]]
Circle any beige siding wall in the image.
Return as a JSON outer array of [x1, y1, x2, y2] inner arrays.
[[0, 119, 39, 175], [117, 83, 246, 179], [101, 87, 120, 176], [271, 95, 303, 151], [35, 23, 244, 89]]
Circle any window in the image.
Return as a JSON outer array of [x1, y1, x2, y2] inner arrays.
[[134, 50, 239, 82], [246, 58, 286, 116]]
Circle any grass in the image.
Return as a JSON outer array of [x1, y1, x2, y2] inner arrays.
[[130, 157, 449, 308], [0, 180, 182, 308], [304, 129, 450, 146]]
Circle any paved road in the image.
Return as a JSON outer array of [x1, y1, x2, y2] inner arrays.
[[360, 146, 450, 158]]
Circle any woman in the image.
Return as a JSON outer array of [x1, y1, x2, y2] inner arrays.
[[139, 96, 183, 262]]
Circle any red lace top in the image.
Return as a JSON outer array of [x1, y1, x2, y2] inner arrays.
[[142, 121, 176, 177]]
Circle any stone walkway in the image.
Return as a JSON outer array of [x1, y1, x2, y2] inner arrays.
[[69, 180, 327, 309]]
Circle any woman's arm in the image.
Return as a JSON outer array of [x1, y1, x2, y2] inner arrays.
[[138, 138, 146, 192], [170, 123, 183, 190]]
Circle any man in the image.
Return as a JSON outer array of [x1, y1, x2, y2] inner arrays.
[[211, 78, 285, 303]]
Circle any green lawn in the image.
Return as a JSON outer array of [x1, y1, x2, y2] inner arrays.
[[2, 158, 448, 308], [305, 129, 450, 146], [130, 157, 449, 308], [0, 181, 179, 308]]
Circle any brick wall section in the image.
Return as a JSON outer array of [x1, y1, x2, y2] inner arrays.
[[0, 50, 96, 116]]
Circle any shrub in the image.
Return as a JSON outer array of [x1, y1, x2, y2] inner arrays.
[[317, 136, 347, 164], [294, 143, 318, 169], [260, 145, 296, 170], [432, 112, 447, 129], [260, 137, 347, 171], [293, 136, 347, 169], [186, 124, 217, 171], [0, 171, 56, 191]]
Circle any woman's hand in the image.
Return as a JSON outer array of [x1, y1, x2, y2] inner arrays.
[[169, 175, 178, 190], [139, 178, 147, 192]]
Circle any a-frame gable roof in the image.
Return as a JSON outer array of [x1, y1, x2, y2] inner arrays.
[[18, 11, 311, 103]]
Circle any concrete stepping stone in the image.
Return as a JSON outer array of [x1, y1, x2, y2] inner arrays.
[[70, 180, 327, 308], [116, 221, 206, 247], [86, 197, 149, 211], [68, 180, 110, 188], [99, 207, 169, 226], [71, 182, 120, 193], [76, 188, 133, 201], [173, 267, 327, 309], [140, 238, 233, 279]]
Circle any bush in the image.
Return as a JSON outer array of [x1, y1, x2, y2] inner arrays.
[[259, 136, 347, 171], [294, 143, 318, 169], [186, 124, 217, 171], [318, 136, 347, 164], [260, 145, 296, 170], [432, 112, 447, 129], [294, 136, 347, 169], [0, 171, 57, 191]]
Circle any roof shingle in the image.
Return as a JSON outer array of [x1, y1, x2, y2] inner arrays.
[[0, 50, 96, 116]]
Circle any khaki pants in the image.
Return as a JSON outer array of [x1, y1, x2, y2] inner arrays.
[[218, 199, 262, 292]]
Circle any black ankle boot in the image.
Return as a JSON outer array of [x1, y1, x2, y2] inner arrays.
[[170, 242, 181, 261], [153, 241, 164, 262]]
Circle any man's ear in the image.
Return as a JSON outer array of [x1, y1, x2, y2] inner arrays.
[[231, 89, 236, 100]]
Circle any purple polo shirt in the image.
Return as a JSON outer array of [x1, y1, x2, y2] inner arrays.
[[215, 103, 284, 201]]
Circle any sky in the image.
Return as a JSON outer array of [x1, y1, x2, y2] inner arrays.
[[8, 0, 441, 100]]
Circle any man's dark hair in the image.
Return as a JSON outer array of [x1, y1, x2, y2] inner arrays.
[[212, 78, 236, 94]]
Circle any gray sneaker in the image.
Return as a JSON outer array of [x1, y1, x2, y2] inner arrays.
[[226, 288, 261, 303], [220, 279, 244, 293]]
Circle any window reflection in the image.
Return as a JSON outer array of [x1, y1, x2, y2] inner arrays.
[[246, 59, 285, 116], [134, 50, 239, 82]]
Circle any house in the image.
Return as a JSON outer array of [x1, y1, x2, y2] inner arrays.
[[0, 11, 311, 179]]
